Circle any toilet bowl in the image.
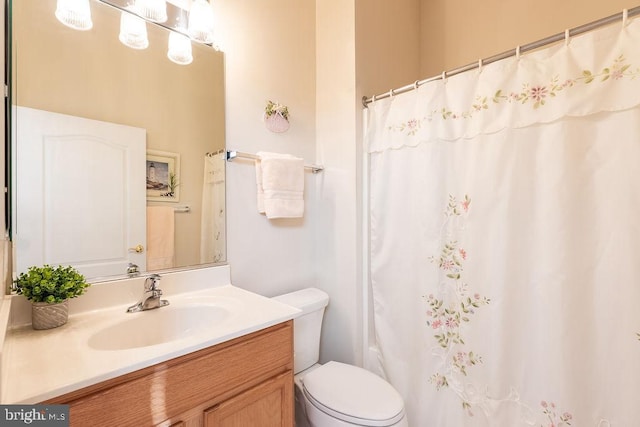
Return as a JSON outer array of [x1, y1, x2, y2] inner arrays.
[[273, 288, 408, 427]]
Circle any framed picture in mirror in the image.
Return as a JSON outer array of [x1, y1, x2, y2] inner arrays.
[[146, 149, 181, 202]]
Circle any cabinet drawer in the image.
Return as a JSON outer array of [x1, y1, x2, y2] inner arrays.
[[47, 322, 293, 427]]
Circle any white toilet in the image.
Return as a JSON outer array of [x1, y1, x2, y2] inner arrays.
[[273, 288, 408, 427]]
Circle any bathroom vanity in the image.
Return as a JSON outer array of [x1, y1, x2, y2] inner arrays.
[[45, 322, 293, 426], [1, 266, 299, 426]]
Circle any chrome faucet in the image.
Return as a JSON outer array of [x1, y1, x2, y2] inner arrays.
[[126, 274, 170, 313]]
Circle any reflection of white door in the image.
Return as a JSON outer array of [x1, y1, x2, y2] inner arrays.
[[14, 107, 147, 279]]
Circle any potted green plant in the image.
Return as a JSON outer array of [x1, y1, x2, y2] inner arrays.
[[14, 265, 90, 330]]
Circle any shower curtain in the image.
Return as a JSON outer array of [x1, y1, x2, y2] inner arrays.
[[366, 18, 640, 426]]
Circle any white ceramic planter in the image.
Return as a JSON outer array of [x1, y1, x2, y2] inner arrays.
[[264, 112, 290, 133], [32, 300, 69, 330]]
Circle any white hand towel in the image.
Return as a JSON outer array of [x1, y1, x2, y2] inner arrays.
[[255, 151, 304, 218], [255, 157, 266, 214]]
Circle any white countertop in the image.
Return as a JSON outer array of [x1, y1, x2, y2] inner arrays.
[[2, 275, 299, 403]]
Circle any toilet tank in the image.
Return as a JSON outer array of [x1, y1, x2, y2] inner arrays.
[[272, 288, 329, 374]]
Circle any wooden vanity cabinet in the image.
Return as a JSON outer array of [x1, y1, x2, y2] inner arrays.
[[204, 370, 292, 426], [43, 321, 294, 427]]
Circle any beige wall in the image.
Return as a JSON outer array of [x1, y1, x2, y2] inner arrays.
[[420, 0, 632, 77], [14, 0, 225, 270], [218, 0, 366, 367], [217, 0, 320, 300], [355, 0, 421, 98], [315, 0, 360, 365]]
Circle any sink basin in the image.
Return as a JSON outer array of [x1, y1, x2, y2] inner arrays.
[[88, 301, 235, 351]]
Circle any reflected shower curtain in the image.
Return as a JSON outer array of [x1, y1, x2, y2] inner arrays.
[[200, 152, 226, 263], [366, 18, 640, 426]]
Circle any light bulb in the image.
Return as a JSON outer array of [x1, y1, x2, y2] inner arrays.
[[167, 32, 193, 65], [119, 12, 149, 50], [188, 0, 214, 44], [55, 0, 93, 31]]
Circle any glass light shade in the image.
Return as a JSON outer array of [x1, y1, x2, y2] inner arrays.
[[135, 0, 167, 23], [188, 0, 214, 44], [55, 0, 93, 31], [167, 32, 193, 65], [119, 12, 149, 50]]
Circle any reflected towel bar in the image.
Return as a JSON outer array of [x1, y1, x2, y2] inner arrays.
[[206, 149, 226, 157], [226, 150, 324, 173]]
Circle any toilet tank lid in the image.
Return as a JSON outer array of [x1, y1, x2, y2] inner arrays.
[[272, 288, 329, 314]]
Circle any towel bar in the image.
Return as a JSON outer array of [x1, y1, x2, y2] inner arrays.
[[226, 150, 324, 173]]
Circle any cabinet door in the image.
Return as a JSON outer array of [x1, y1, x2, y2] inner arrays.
[[204, 371, 293, 427]]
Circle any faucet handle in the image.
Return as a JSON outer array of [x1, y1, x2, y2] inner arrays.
[[144, 274, 162, 291]]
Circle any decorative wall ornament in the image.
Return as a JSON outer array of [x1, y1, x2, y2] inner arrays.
[[263, 100, 290, 133]]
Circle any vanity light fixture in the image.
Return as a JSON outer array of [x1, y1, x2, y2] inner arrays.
[[167, 31, 193, 65], [119, 11, 149, 49], [55, 0, 94, 31], [135, 0, 168, 23], [187, 0, 214, 44], [54, 0, 216, 66]]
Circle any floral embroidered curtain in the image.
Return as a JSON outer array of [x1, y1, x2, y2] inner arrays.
[[368, 17, 640, 152], [366, 17, 640, 427]]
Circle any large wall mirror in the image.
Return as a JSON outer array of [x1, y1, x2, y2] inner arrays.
[[10, 0, 226, 282]]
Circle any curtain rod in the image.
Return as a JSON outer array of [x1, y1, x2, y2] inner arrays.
[[362, 6, 640, 107]]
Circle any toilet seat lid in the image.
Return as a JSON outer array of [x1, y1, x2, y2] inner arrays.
[[302, 361, 405, 426]]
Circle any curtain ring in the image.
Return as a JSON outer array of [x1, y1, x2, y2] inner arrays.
[[414, 80, 420, 90], [622, 9, 629, 27], [388, 89, 395, 98], [515, 45, 521, 59], [371, 94, 377, 104], [441, 71, 447, 82], [564, 29, 570, 46], [478, 58, 483, 72]]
